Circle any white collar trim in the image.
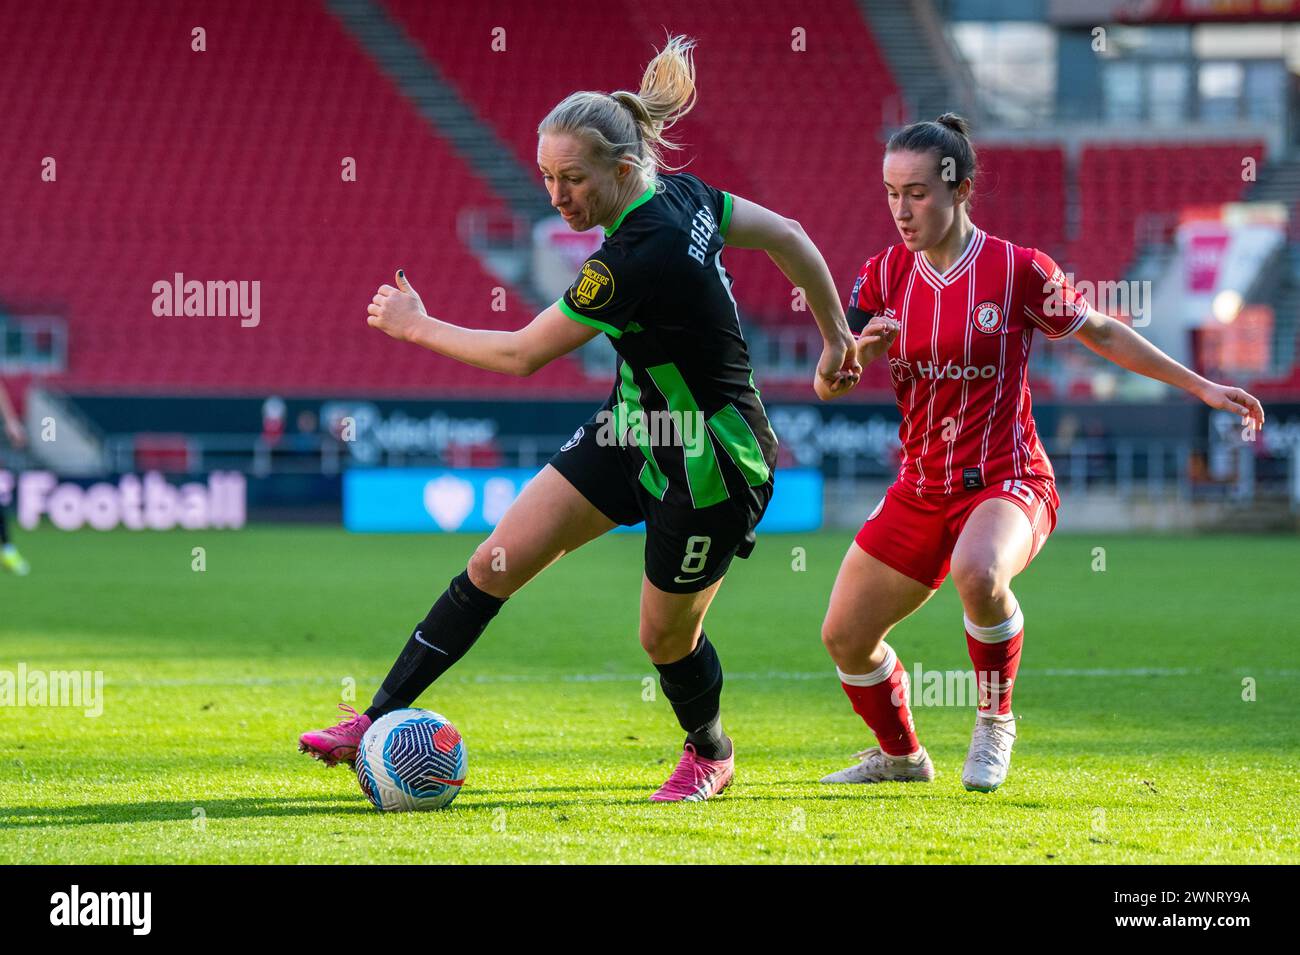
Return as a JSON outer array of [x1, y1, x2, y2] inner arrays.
[[914, 227, 985, 289]]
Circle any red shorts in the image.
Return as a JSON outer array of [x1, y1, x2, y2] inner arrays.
[[854, 477, 1059, 590]]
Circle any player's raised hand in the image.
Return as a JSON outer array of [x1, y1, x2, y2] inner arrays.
[[366, 269, 427, 342], [813, 333, 862, 401], [1195, 381, 1265, 432], [856, 316, 900, 367]]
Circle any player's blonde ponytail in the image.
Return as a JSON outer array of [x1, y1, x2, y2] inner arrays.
[[538, 35, 698, 177]]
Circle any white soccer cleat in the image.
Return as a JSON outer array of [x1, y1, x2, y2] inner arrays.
[[962, 713, 1018, 792], [819, 746, 935, 784]]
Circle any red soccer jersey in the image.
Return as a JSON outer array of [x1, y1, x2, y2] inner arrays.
[[846, 227, 1090, 496]]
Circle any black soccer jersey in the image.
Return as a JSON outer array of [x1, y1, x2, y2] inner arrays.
[[556, 173, 778, 510]]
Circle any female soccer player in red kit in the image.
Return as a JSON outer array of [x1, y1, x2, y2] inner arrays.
[[818, 114, 1265, 791]]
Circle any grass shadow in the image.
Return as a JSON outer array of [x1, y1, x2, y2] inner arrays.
[[0, 794, 372, 828]]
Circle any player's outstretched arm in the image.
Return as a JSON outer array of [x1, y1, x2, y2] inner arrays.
[[724, 195, 860, 400], [366, 271, 600, 377], [1074, 307, 1265, 430]]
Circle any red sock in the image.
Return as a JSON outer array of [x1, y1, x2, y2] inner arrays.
[[837, 644, 919, 756], [965, 605, 1024, 716]]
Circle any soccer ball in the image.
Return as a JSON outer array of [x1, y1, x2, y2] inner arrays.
[[354, 708, 467, 811]]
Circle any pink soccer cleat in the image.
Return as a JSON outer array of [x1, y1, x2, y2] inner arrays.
[[298, 703, 372, 767], [650, 742, 734, 802]]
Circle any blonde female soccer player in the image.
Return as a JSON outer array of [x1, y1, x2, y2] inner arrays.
[[299, 37, 861, 801]]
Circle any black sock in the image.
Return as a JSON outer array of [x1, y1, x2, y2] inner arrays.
[[0, 506, 8, 546], [365, 569, 505, 720], [653, 633, 731, 760]]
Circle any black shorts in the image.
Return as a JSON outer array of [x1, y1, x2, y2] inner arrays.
[[549, 414, 773, 594]]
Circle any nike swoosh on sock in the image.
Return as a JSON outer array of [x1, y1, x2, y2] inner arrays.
[[413, 631, 449, 655]]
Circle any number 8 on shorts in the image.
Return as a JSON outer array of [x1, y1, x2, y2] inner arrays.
[[681, 536, 712, 575]]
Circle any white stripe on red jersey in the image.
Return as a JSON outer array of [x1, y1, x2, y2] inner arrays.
[[846, 229, 1090, 497]]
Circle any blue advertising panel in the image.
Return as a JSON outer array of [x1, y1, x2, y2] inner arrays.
[[344, 468, 822, 533]]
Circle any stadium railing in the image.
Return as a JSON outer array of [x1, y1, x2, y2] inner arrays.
[[95, 429, 1298, 511]]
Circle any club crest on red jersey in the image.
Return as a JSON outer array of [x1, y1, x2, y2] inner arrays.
[[972, 301, 1005, 335]]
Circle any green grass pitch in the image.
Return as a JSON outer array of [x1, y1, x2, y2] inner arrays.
[[1, 525, 1297, 864]]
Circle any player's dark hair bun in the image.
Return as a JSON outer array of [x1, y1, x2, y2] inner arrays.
[[935, 112, 972, 138], [885, 112, 978, 199]]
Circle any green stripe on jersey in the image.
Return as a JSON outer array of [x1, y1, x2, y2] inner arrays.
[[605, 183, 656, 237], [556, 298, 622, 339], [618, 361, 668, 499], [645, 363, 729, 508], [707, 404, 771, 486], [720, 191, 734, 238]]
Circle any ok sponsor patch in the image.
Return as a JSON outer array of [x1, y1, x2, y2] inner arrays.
[[570, 259, 615, 310]]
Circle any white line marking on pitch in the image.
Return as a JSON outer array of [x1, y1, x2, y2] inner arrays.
[[101, 667, 1298, 688]]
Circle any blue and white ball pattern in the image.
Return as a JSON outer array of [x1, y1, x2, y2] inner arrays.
[[355, 709, 467, 811]]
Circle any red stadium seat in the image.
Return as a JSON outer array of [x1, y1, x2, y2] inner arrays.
[[1, 3, 1278, 395], [383, 0, 902, 328], [1068, 141, 1265, 288], [0, 0, 599, 397]]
